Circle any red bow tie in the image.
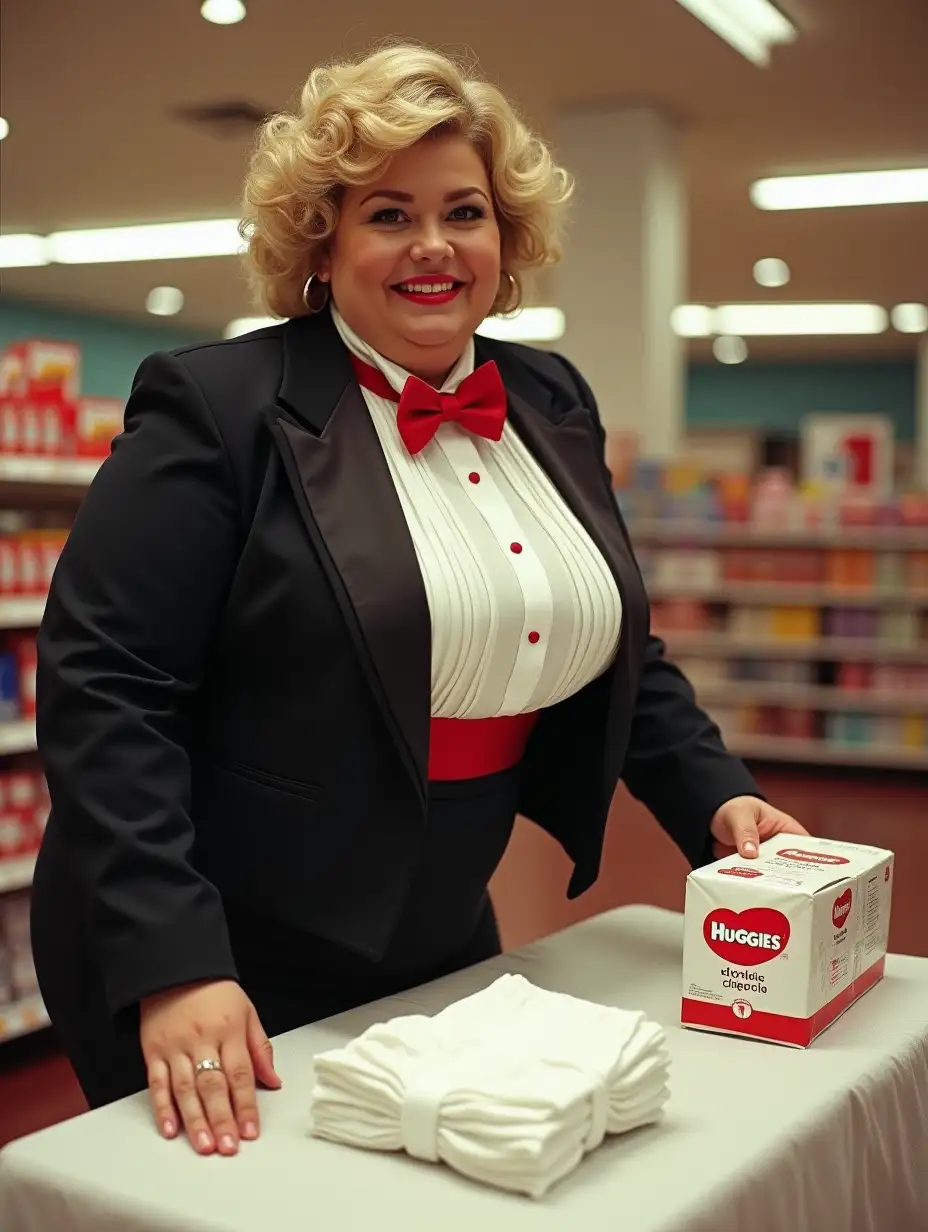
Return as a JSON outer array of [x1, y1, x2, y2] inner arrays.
[[350, 354, 507, 455]]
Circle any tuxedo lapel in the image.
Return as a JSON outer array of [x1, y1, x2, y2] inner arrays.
[[271, 313, 431, 798]]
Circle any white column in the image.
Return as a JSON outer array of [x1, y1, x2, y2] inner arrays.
[[552, 107, 686, 460], [916, 335, 928, 490]]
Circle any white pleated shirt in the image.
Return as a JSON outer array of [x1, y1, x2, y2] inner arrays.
[[331, 307, 622, 720]]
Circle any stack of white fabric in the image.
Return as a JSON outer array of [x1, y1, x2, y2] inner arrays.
[[309, 973, 670, 1198]]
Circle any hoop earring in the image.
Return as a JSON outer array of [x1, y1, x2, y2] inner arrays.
[[302, 273, 330, 314], [498, 270, 519, 314]]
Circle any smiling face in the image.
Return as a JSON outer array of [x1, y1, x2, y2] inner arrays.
[[318, 133, 502, 382]]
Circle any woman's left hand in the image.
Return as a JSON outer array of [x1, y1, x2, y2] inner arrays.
[[709, 795, 810, 860]]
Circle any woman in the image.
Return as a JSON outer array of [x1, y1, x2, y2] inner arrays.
[[32, 43, 807, 1159]]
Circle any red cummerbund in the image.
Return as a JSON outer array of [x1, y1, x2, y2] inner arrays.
[[428, 712, 539, 781]]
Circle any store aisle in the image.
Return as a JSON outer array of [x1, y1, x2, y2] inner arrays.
[[1, 769, 924, 1148]]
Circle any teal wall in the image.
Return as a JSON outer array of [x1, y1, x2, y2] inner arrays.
[[688, 361, 917, 441], [0, 297, 918, 440], [0, 299, 208, 400]]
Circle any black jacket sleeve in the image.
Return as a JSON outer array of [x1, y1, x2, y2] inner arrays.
[[552, 352, 764, 867], [36, 351, 242, 1017]]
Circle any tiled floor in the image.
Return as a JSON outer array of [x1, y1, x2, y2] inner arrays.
[[1, 768, 925, 1148]]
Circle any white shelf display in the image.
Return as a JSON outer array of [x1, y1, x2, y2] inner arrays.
[[0, 598, 46, 630], [628, 509, 928, 770], [0, 456, 101, 488], [0, 341, 120, 1046], [0, 856, 36, 895], [0, 720, 37, 756]]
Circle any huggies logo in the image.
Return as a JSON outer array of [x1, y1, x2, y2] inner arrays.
[[832, 888, 852, 929], [777, 848, 850, 867], [703, 908, 791, 967]]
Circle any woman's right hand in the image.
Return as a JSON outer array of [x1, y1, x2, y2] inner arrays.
[[139, 979, 282, 1156]]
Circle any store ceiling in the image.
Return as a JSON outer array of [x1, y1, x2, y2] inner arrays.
[[0, 0, 926, 360]]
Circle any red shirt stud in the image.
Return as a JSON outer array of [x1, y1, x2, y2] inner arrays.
[[510, 542, 523, 554], [527, 631, 540, 644], [468, 471, 481, 484]]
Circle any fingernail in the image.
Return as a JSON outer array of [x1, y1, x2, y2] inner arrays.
[[743, 842, 757, 856], [243, 1122, 258, 1140], [219, 1135, 237, 1154], [162, 1120, 176, 1137], [197, 1131, 212, 1151]]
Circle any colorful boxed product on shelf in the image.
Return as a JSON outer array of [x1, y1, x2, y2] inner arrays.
[[897, 494, 928, 527], [871, 664, 928, 696], [0, 654, 18, 723], [0, 529, 68, 599], [0, 633, 37, 720], [0, 890, 38, 1004], [906, 552, 928, 593], [617, 451, 928, 534], [0, 338, 125, 461], [0, 771, 47, 860], [77, 396, 125, 458], [649, 600, 713, 636], [0, 340, 81, 457]]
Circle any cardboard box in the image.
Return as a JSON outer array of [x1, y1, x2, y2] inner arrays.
[[682, 836, 894, 1047], [77, 396, 124, 458], [0, 340, 81, 456], [4, 340, 80, 403]]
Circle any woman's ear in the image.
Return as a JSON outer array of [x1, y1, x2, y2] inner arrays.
[[315, 247, 332, 283]]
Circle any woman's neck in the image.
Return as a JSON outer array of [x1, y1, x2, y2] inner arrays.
[[331, 304, 467, 389]]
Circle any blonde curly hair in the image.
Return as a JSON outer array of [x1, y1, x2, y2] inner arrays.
[[240, 43, 573, 319]]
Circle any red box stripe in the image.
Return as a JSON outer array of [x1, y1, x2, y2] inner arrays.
[[681, 955, 886, 1046]]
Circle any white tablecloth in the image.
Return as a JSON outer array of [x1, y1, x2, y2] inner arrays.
[[2, 905, 927, 1232]]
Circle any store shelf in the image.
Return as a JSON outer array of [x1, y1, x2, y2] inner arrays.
[[0, 993, 48, 1044], [0, 598, 46, 629], [629, 520, 928, 550], [728, 736, 928, 770], [661, 633, 928, 663], [0, 456, 101, 487], [697, 682, 928, 715], [0, 855, 36, 895], [647, 582, 926, 606], [0, 720, 37, 756]]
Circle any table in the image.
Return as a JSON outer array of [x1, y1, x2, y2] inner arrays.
[[2, 905, 927, 1232]]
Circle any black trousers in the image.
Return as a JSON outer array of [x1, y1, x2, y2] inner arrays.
[[32, 766, 519, 1109]]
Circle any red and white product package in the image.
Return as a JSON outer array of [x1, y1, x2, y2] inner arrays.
[[681, 836, 894, 1048]]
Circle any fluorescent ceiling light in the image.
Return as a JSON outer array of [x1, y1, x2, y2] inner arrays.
[[891, 303, 928, 334], [673, 303, 888, 337], [0, 118, 9, 141], [476, 307, 565, 343], [0, 219, 244, 267], [224, 316, 279, 338], [146, 286, 185, 316], [0, 234, 50, 268], [673, 0, 796, 67], [751, 168, 928, 210], [48, 219, 244, 264], [713, 336, 749, 364], [201, 0, 246, 24], [753, 257, 790, 288], [670, 305, 716, 338], [716, 303, 888, 336]]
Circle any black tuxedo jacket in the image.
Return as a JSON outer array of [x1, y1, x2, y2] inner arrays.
[[35, 309, 760, 1017]]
